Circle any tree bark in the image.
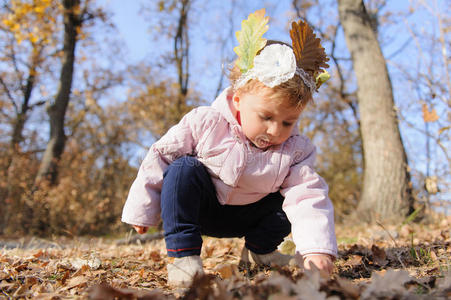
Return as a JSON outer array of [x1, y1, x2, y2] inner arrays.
[[35, 0, 80, 186], [174, 0, 190, 115], [338, 0, 413, 222]]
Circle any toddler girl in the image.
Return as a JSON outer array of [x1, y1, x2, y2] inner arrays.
[[122, 9, 337, 287]]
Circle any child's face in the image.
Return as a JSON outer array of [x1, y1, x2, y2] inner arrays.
[[233, 88, 303, 149]]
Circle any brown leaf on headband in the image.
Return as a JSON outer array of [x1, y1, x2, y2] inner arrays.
[[290, 20, 329, 75]]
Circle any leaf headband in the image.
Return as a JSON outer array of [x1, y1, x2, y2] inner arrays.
[[233, 8, 330, 92]]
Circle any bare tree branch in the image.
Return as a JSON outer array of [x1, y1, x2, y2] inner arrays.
[[0, 76, 17, 113]]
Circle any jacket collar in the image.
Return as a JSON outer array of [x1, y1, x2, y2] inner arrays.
[[211, 87, 239, 125]]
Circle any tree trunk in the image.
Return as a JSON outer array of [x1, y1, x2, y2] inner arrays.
[[174, 0, 190, 117], [35, 0, 80, 186], [338, 0, 413, 222]]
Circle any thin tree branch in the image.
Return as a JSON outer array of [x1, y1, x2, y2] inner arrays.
[[0, 76, 17, 112], [399, 114, 451, 172], [215, 0, 236, 98]]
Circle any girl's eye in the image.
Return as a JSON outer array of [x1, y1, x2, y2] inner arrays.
[[283, 122, 293, 127], [260, 115, 271, 121]]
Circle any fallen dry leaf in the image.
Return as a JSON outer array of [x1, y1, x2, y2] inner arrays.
[[362, 269, 412, 299], [72, 264, 90, 277], [61, 275, 89, 291], [89, 283, 169, 300], [344, 255, 363, 267], [371, 245, 388, 267], [214, 263, 238, 279], [149, 250, 162, 262]]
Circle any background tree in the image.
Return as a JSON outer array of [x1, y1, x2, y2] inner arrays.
[[338, 0, 414, 221], [125, 0, 200, 141], [291, 0, 362, 218], [0, 0, 127, 235], [0, 0, 62, 232], [35, 0, 82, 185], [0, 0, 58, 158], [390, 0, 450, 213]]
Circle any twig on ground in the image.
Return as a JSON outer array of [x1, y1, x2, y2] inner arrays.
[[2, 290, 11, 299], [397, 252, 407, 269], [376, 221, 399, 248]]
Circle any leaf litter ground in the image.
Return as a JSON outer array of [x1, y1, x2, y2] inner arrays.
[[1, 216, 450, 299]]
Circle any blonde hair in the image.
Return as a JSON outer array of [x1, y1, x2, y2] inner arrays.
[[229, 40, 313, 109]]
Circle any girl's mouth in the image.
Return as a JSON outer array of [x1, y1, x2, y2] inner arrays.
[[255, 135, 271, 148]]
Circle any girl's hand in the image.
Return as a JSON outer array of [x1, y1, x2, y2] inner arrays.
[[303, 254, 334, 277], [133, 225, 149, 234]]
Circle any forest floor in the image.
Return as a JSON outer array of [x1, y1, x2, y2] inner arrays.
[[1, 215, 450, 299]]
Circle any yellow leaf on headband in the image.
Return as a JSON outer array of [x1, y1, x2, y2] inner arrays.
[[233, 8, 269, 74], [315, 70, 330, 89]]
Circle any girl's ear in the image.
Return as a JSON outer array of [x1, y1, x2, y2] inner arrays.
[[232, 95, 240, 110]]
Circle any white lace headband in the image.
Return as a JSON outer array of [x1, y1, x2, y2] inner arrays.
[[233, 9, 330, 94], [295, 68, 316, 92], [234, 44, 317, 92]]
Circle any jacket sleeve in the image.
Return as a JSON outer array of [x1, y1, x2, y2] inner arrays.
[[121, 107, 218, 227], [280, 137, 338, 257]]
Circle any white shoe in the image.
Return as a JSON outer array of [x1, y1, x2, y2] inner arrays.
[[167, 255, 204, 287], [249, 249, 296, 267]]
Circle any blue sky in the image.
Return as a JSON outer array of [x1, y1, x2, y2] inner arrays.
[[101, 0, 151, 62]]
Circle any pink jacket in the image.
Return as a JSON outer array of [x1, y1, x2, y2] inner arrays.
[[122, 88, 337, 257]]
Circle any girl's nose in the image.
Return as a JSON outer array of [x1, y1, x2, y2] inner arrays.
[[266, 123, 281, 137]]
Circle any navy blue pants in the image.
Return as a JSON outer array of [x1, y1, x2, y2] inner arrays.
[[161, 156, 291, 258]]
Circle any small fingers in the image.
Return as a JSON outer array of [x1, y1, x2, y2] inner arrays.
[[133, 226, 148, 234], [303, 256, 334, 277]]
